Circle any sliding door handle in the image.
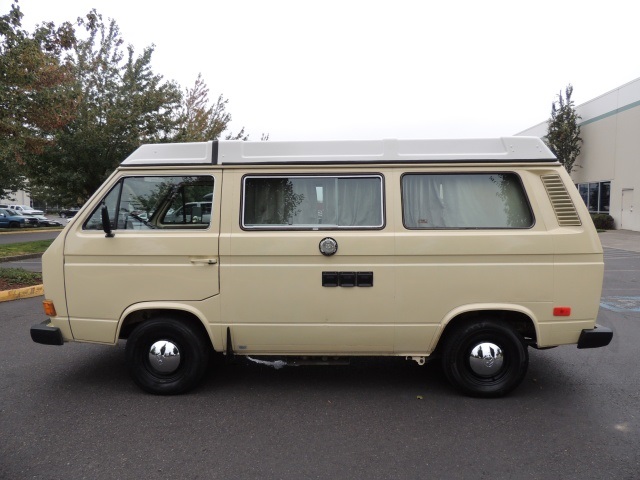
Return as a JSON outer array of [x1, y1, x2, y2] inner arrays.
[[190, 258, 218, 265]]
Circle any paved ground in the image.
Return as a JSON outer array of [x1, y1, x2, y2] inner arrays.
[[0, 228, 62, 245], [1, 257, 43, 272], [0, 230, 638, 479], [599, 229, 640, 252]]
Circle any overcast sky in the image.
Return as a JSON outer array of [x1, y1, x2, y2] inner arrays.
[[11, 0, 640, 141]]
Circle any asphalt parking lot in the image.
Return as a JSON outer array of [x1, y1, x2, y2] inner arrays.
[[0, 231, 638, 479]]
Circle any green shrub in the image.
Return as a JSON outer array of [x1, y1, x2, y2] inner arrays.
[[591, 214, 614, 230], [0, 267, 42, 288]]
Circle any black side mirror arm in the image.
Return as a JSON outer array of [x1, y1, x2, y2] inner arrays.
[[101, 204, 115, 238]]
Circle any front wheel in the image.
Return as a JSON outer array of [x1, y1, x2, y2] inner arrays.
[[125, 317, 211, 395], [441, 319, 528, 398]]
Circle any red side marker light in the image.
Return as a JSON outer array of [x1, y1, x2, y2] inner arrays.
[[553, 307, 571, 317]]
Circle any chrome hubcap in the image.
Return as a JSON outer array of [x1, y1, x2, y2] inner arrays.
[[148, 340, 181, 374], [469, 342, 504, 376]]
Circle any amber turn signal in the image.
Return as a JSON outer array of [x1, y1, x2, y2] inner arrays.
[[43, 300, 57, 317]]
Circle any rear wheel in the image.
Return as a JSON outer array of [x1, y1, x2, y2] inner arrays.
[[125, 316, 210, 395], [9, 221, 19, 228], [441, 319, 528, 398]]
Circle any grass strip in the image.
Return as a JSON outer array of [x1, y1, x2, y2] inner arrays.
[[0, 239, 53, 259]]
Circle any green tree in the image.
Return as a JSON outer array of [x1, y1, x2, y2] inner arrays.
[[546, 84, 582, 174], [0, 2, 76, 199], [27, 10, 183, 205], [174, 73, 248, 142]]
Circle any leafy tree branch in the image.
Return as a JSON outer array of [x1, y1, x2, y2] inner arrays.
[[546, 84, 582, 174]]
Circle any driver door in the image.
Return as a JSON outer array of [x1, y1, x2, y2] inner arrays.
[[63, 172, 220, 343]]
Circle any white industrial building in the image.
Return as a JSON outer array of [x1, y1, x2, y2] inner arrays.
[[1, 189, 32, 207], [519, 77, 640, 232]]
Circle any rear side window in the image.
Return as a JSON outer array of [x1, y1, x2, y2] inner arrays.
[[242, 175, 384, 229], [402, 173, 533, 229]]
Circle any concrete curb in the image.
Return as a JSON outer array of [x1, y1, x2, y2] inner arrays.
[[0, 284, 44, 302], [0, 253, 44, 262], [0, 228, 63, 235]]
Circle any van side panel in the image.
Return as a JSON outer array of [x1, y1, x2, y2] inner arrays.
[[392, 168, 554, 353], [218, 168, 397, 354]]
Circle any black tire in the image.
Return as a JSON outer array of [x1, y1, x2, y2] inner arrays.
[[441, 319, 528, 398], [9, 221, 19, 228], [125, 316, 210, 395]]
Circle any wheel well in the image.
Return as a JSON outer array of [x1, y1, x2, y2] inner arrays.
[[119, 309, 212, 347], [435, 310, 537, 354]]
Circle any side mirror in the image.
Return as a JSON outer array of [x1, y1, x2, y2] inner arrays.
[[101, 204, 115, 238]]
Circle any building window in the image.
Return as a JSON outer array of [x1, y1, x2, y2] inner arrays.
[[575, 181, 610, 213], [599, 182, 610, 213]]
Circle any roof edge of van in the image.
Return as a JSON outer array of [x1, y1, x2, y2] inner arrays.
[[120, 137, 557, 167]]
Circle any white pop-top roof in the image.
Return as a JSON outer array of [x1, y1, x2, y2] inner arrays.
[[121, 137, 556, 166]]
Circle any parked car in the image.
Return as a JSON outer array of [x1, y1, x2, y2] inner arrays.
[[0, 208, 39, 228], [163, 202, 212, 224], [9, 204, 44, 215], [59, 208, 80, 218], [23, 213, 63, 227]]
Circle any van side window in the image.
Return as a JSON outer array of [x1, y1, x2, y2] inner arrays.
[[242, 175, 384, 229], [84, 176, 214, 230], [402, 173, 533, 229]]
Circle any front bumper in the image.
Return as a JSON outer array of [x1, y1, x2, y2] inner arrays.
[[30, 320, 64, 346], [577, 324, 613, 349]]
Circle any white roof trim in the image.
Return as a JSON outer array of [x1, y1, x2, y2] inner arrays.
[[121, 141, 214, 165], [121, 137, 555, 166]]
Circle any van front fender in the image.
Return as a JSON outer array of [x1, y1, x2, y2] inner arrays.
[[117, 301, 222, 350]]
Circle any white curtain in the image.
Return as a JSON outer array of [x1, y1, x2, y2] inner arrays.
[[244, 176, 382, 228], [402, 174, 532, 229]]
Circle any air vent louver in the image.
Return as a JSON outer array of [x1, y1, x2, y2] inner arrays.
[[541, 174, 582, 226]]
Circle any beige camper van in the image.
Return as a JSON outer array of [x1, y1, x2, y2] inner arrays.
[[30, 137, 612, 397]]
